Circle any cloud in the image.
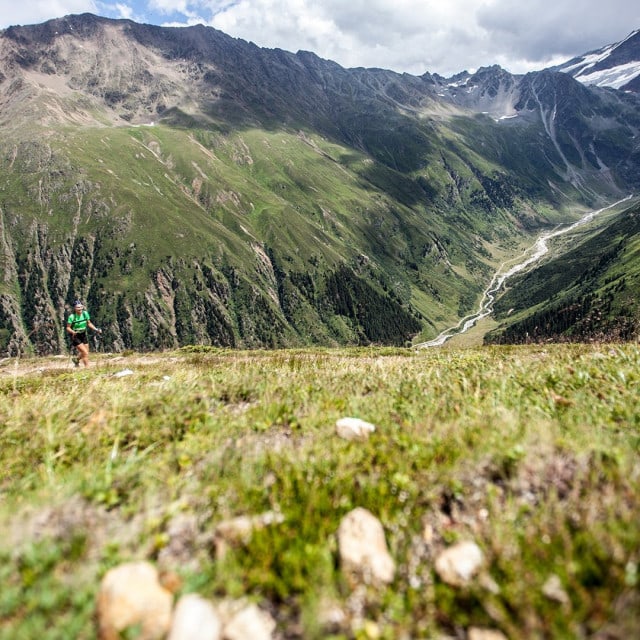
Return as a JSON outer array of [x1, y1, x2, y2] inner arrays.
[[477, 0, 640, 61], [208, 0, 490, 75], [0, 0, 98, 28], [204, 0, 640, 75], [0, 0, 638, 76], [113, 3, 135, 20]]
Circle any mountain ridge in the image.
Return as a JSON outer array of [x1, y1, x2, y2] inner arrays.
[[553, 29, 640, 92], [1, 13, 639, 354]]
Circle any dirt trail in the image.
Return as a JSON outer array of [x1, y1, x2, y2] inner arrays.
[[0, 353, 173, 379]]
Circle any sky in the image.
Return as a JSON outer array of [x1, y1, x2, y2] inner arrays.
[[0, 1, 639, 77]]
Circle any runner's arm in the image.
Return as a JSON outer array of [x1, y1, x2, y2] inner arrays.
[[88, 321, 102, 333]]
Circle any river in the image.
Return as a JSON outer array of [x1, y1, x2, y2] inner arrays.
[[415, 195, 633, 348]]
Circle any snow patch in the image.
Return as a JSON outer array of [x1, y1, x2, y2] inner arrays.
[[576, 61, 640, 90]]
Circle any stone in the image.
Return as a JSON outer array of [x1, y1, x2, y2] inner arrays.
[[168, 594, 222, 640], [434, 541, 484, 587], [222, 602, 276, 640], [96, 561, 173, 640], [542, 574, 570, 605], [316, 598, 346, 631], [337, 507, 395, 586], [468, 628, 508, 640], [336, 417, 376, 441]]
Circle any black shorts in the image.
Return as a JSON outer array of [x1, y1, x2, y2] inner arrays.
[[72, 331, 88, 346]]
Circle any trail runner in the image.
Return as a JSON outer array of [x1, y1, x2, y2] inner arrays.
[[66, 300, 101, 367]]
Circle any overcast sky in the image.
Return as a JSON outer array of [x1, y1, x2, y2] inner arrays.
[[1, 0, 639, 77]]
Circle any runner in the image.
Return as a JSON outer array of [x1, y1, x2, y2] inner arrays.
[[66, 300, 102, 367]]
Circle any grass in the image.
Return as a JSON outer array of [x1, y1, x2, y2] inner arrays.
[[1, 118, 568, 348], [0, 344, 638, 639]]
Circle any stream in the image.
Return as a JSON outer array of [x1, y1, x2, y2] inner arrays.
[[416, 195, 633, 348]]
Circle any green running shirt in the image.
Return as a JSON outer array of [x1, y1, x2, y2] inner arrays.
[[68, 310, 90, 332]]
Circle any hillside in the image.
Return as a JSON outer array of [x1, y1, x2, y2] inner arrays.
[[1, 345, 638, 638], [486, 198, 640, 343], [1, 14, 640, 353]]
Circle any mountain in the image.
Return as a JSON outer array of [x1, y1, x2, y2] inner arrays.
[[554, 29, 640, 92], [486, 198, 640, 344], [477, 32, 640, 344], [1, 13, 639, 355], [429, 64, 640, 199]]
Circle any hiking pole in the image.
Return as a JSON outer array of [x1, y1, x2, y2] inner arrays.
[[92, 328, 102, 354]]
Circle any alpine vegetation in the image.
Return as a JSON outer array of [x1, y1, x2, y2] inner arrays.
[[1, 345, 638, 638]]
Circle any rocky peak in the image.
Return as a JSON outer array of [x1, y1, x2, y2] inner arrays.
[[553, 29, 640, 92]]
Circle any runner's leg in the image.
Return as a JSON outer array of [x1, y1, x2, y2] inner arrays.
[[77, 342, 90, 367]]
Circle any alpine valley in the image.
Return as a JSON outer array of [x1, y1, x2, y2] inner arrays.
[[1, 14, 640, 354]]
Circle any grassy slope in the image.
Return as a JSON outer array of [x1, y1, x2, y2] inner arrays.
[[0, 344, 638, 638], [488, 199, 640, 343], [1, 116, 544, 348]]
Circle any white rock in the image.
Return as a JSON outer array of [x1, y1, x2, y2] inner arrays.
[[168, 594, 222, 640], [316, 598, 346, 629], [222, 603, 276, 640], [542, 574, 570, 605], [434, 541, 484, 587], [96, 561, 173, 640], [468, 628, 508, 640], [337, 507, 395, 585], [336, 417, 376, 441]]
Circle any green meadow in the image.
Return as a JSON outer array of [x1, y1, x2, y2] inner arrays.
[[0, 343, 638, 638]]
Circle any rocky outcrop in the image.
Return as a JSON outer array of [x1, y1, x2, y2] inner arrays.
[[0, 292, 27, 355]]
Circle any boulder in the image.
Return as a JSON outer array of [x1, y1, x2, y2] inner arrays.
[[96, 561, 173, 640], [337, 507, 395, 586], [435, 541, 484, 587]]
